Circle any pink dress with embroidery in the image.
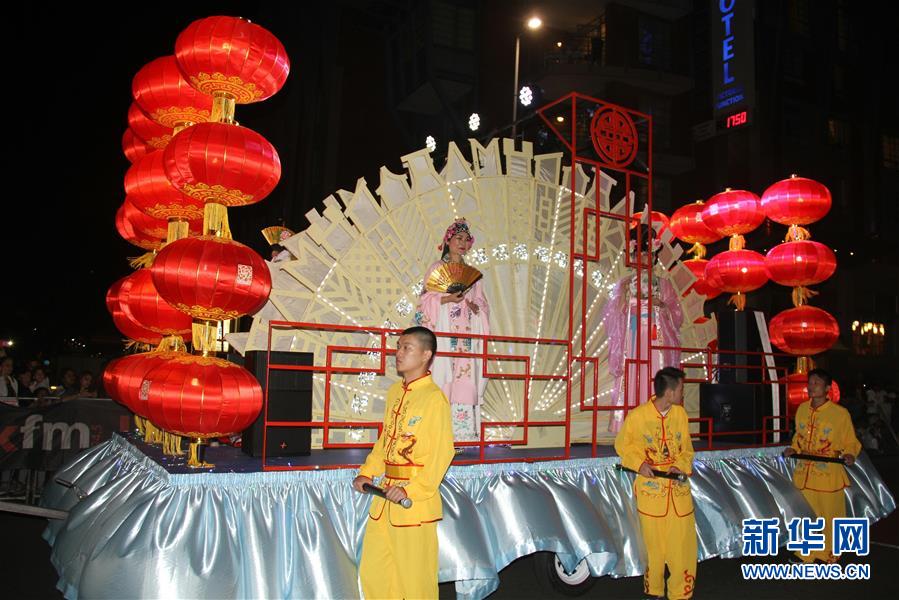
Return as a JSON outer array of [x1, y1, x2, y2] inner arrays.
[[416, 260, 491, 441], [603, 269, 684, 432]]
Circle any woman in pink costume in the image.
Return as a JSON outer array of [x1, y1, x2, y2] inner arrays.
[[415, 218, 491, 442], [604, 224, 684, 432]]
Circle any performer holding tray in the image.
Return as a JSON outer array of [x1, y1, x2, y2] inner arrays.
[[615, 367, 697, 600], [352, 327, 454, 599], [783, 368, 862, 564]]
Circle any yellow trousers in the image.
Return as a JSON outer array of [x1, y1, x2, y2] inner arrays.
[[639, 512, 697, 599], [797, 488, 845, 563], [359, 516, 439, 599]]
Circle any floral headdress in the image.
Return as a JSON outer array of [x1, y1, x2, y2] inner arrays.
[[439, 217, 474, 259]]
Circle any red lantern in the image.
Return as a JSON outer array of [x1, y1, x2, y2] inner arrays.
[[113, 352, 182, 417], [670, 201, 722, 246], [103, 357, 123, 403], [142, 354, 263, 437], [107, 277, 163, 345], [121, 198, 169, 241], [118, 270, 192, 337], [765, 241, 836, 287], [761, 175, 831, 226], [132, 56, 213, 129], [125, 151, 206, 221], [175, 16, 290, 104], [115, 204, 163, 251], [630, 211, 670, 235], [123, 128, 152, 163], [151, 236, 272, 321], [163, 122, 281, 207], [705, 250, 768, 292], [769, 306, 839, 355], [701, 189, 765, 239], [128, 103, 173, 149], [682, 258, 722, 299]]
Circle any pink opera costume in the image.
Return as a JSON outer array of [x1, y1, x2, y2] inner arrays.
[[603, 225, 684, 432], [415, 218, 491, 442]]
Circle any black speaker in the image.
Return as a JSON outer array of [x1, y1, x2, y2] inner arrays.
[[699, 383, 762, 445], [242, 351, 314, 458], [716, 310, 766, 384]]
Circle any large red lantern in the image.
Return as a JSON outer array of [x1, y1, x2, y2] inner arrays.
[[151, 236, 272, 321], [765, 241, 836, 287], [175, 16, 290, 104], [113, 351, 184, 418], [670, 201, 722, 258], [123, 128, 152, 163], [128, 103, 173, 149], [142, 354, 263, 437], [163, 122, 281, 207], [701, 189, 764, 249], [682, 258, 722, 299], [769, 306, 839, 356], [705, 249, 768, 309], [125, 151, 206, 221], [761, 174, 831, 227], [132, 56, 213, 129], [103, 357, 123, 403], [119, 270, 192, 338]]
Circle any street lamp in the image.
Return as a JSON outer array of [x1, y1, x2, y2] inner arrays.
[[512, 16, 542, 139]]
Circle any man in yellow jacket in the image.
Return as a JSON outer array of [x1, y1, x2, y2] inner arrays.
[[353, 326, 455, 599], [783, 368, 861, 563], [615, 367, 696, 600]]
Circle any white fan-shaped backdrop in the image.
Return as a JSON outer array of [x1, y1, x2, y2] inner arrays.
[[229, 138, 717, 449]]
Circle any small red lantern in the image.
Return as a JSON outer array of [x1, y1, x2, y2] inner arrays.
[[769, 306, 839, 356], [121, 198, 169, 241], [163, 122, 281, 207], [125, 151, 206, 221], [670, 201, 722, 257], [682, 258, 722, 299], [118, 270, 192, 338], [630, 211, 670, 235], [116, 204, 163, 251], [761, 174, 831, 226], [132, 56, 213, 129], [107, 277, 163, 345], [701, 189, 764, 247], [151, 236, 272, 321], [765, 241, 836, 287], [123, 128, 152, 163], [128, 103, 173, 150], [142, 354, 263, 437], [705, 249, 768, 309], [175, 16, 290, 104]]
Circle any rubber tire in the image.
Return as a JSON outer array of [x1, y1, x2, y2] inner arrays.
[[533, 552, 598, 596]]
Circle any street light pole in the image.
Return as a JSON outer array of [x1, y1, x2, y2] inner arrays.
[[512, 34, 520, 140]]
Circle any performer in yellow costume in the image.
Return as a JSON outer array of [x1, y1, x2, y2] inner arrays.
[[615, 367, 697, 600], [353, 326, 455, 599], [783, 368, 861, 563]]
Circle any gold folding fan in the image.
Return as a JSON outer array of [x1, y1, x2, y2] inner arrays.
[[425, 263, 483, 295]]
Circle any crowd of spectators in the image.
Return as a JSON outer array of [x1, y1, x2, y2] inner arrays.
[[0, 352, 102, 408]]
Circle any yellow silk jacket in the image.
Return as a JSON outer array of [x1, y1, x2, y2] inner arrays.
[[615, 401, 695, 518], [358, 373, 454, 526], [790, 400, 861, 492]]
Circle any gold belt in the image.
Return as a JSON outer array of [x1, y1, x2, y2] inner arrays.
[[385, 463, 422, 480]]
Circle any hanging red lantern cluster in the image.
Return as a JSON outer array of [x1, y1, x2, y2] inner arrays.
[[105, 15, 287, 467]]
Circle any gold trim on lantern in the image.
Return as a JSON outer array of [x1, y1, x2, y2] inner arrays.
[[178, 304, 242, 321], [184, 183, 255, 207], [190, 72, 262, 104], [145, 204, 205, 221], [151, 106, 211, 129]]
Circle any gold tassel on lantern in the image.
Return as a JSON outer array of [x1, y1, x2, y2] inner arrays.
[[791, 286, 819, 307], [187, 438, 214, 468], [128, 251, 157, 269], [166, 219, 190, 244], [796, 356, 815, 375], [192, 320, 220, 356], [156, 335, 187, 353], [134, 415, 146, 437], [727, 292, 747, 311], [203, 202, 232, 239], [143, 420, 162, 445], [688, 242, 707, 259], [785, 224, 811, 242], [210, 91, 237, 125], [728, 234, 746, 251], [124, 340, 154, 353]]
